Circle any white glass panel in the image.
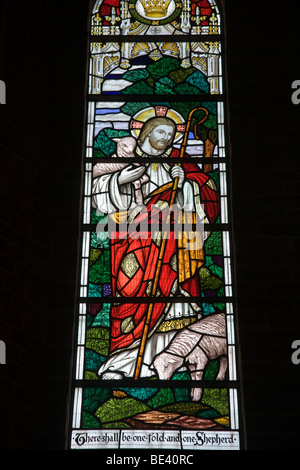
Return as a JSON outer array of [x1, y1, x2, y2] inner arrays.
[[218, 56, 223, 94], [217, 101, 224, 123], [219, 147, 226, 157], [80, 258, 89, 286], [84, 164, 92, 196], [218, 123, 225, 148], [83, 196, 91, 224], [80, 286, 87, 298], [87, 101, 95, 123], [86, 147, 93, 158], [220, 196, 228, 223], [229, 389, 239, 430], [72, 387, 83, 429], [76, 346, 85, 380], [224, 257, 232, 286], [77, 315, 86, 345], [86, 123, 94, 147], [226, 312, 235, 344], [79, 303, 87, 315], [219, 163, 227, 196], [223, 231, 230, 256], [228, 345, 237, 380], [81, 231, 90, 257]]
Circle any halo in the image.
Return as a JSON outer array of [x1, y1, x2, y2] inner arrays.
[[130, 106, 186, 143]]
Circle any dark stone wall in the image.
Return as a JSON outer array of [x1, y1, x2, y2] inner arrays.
[[0, 0, 299, 450], [226, 2, 300, 448], [0, 0, 87, 449]]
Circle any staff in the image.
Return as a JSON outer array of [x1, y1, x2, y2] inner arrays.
[[134, 107, 209, 380]]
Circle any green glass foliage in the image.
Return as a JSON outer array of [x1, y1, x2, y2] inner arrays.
[[121, 57, 211, 97], [94, 128, 131, 158], [121, 57, 209, 93], [88, 232, 110, 298], [82, 386, 230, 431], [95, 396, 151, 424], [199, 266, 223, 291]]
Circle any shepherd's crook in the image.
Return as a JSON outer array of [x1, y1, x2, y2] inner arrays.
[[133, 107, 209, 380]]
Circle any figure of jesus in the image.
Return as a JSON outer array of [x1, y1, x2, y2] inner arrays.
[[92, 114, 219, 379]]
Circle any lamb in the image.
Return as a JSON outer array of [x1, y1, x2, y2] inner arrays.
[[151, 313, 227, 401], [93, 136, 149, 204]]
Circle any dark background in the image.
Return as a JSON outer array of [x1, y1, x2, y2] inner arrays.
[[0, 0, 299, 450]]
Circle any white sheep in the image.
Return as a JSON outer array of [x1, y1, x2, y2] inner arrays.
[[151, 313, 228, 401]]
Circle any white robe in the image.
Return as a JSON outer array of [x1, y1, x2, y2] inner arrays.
[[92, 153, 207, 378]]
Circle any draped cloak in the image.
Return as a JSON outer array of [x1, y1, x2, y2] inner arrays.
[[93, 147, 220, 356]]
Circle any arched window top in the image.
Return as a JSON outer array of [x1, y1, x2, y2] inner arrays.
[[91, 0, 221, 36], [89, 0, 223, 96]]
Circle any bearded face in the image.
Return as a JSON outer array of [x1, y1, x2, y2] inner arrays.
[[148, 125, 175, 151]]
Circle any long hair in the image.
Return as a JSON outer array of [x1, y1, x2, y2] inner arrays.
[[138, 116, 176, 145]]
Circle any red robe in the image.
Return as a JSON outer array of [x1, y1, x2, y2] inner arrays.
[[109, 148, 219, 353]]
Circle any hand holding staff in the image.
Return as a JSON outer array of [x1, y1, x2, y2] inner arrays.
[[133, 107, 209, 380]]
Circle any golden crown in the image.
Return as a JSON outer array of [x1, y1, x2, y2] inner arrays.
[[139, 0, 172, 18]]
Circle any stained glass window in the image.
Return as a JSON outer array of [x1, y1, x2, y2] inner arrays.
[[68, 0, 244, 450]]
